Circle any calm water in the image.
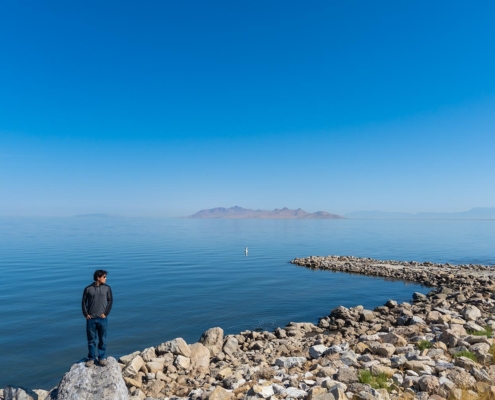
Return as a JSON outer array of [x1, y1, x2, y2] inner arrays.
[[1, 218, 494, 389]]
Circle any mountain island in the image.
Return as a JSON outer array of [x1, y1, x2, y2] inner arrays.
[[188, 206, 344, 219]]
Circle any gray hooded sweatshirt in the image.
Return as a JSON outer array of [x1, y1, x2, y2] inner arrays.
[[82, 283, 113, 318]]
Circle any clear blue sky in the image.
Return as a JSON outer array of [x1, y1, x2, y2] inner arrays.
[[1, 1, 494, 216]]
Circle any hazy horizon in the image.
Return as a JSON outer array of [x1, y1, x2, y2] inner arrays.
[[2, 1, 495, 217]]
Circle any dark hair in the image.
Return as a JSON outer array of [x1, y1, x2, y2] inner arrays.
[[93, 270, 108, 281]]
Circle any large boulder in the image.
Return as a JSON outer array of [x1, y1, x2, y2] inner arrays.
[[54, 357, 128, 400], [189, 342, 210, 373], [199, 327, 224, 357]]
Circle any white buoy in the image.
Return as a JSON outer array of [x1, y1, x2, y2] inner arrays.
[[245, 247, 248, 256]]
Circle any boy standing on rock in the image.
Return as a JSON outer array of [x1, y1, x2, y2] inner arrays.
[[82, 269, 113, 367]]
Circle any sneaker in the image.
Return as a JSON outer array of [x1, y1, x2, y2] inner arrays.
[[85, 359, 95, 367], [99, 359, 108, 366]]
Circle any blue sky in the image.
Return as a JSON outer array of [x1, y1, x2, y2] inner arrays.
[[1, 1, 495, 217]]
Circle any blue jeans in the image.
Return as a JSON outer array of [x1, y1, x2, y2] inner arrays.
[[86, 317, 108, 361]]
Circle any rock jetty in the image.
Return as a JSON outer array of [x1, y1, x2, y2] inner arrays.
[[2, 255, 495, 400]]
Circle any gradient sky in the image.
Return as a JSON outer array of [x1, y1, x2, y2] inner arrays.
[[1, 1, 495, 217]]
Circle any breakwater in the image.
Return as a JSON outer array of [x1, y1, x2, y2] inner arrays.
[[2, 256, 495, 400]]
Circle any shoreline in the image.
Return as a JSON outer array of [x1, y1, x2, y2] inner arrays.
[[3, 256, 495, 400]]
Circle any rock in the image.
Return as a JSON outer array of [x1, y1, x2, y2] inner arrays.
[[222, 337, 238, 357], [145, 361, 164, 374], [446, 369, 476, 389], [199, 327, 224, 357], [4, 386, 39, 400], [381, 333, 407, 347], [390, 356, 407, 368], [359, 310, 375, 322], [340, 351, 359, 367], [409, 316, 426, 325], [462, 305, 481, 321], [190, 342, 210, 373], [465, 321, 484, 332], [247, 384, 274, 399], [335, 367, 358, 384], [156, 338, 191, 358], [140, 347, 156, 362], [274, 356, 307, 368], [418, 375, 440, 394], [55, 357, 128, 400], [413, 292, 427, 301], [321, 380, 347, 392], [282, 387, 307, 398], [174, 355, 191, 369], [308, 386, 331, 400], [208, 386, 233, 400], [119, 351, 140, 364], [386, 300, 398, 308], [123, 355, 145, 377], [310, 345, 328, 359], [370, 343, 396, 357], [217, 367, 232, 380]]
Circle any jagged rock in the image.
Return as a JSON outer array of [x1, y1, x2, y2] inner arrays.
[[140, 347, 156, 362], [55, 357, 128, 400], [156, 338, 191, 358], [122, 355, 144, 377], [199, 327, 224, 357]]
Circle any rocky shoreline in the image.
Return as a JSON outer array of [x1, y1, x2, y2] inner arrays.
[[2, 256, 495, 400]]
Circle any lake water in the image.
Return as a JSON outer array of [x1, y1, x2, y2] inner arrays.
[[0, 217, 494, 389]]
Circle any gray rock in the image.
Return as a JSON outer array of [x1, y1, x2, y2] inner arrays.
[[55, 357, 128, 400], [274, 357, 307, 368], [335, 367, 358, 384]]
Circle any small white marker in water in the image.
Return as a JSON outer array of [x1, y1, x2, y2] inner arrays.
[[245, 247, 248, 256]]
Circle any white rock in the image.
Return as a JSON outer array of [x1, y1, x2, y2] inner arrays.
[[274, 357, 307, 368], [310, 345, 328, 359]]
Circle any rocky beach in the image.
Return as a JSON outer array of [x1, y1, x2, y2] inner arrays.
[[2, 256, 495, 400]]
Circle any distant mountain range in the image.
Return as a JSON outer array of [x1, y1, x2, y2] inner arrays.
[[345, 207, 495, 220], [73, 213, 121, 218], [189, 206, 344, 219]]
